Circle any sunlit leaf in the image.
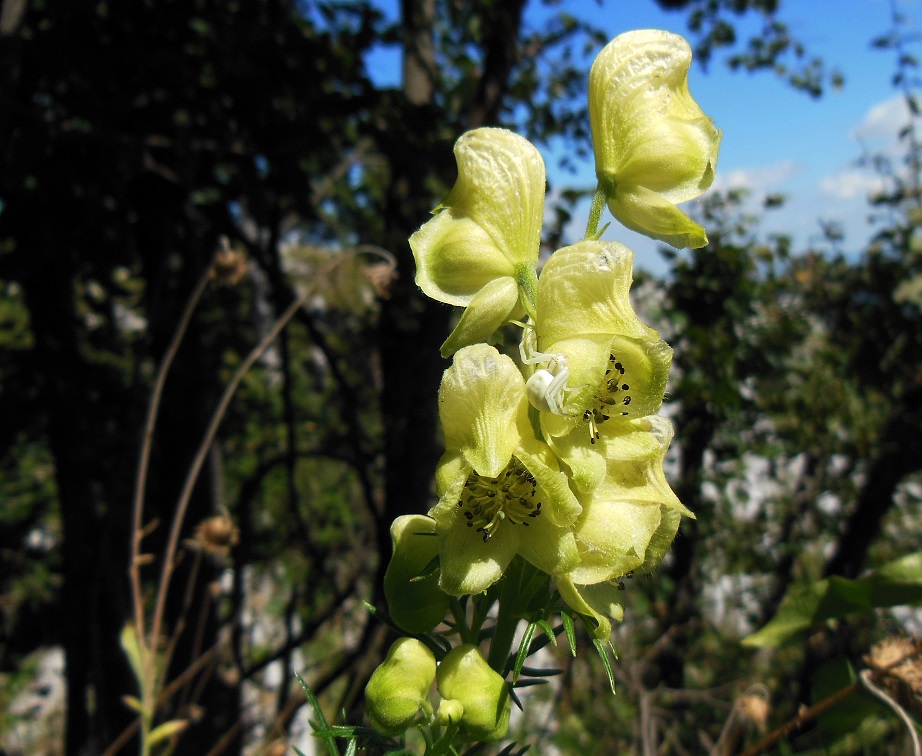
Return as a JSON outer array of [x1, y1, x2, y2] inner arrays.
[[743, 552, 922, 648]]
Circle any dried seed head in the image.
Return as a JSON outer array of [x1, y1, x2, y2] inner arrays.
[[737, 692, 770, 733], [192, 514, 239, 556], [263, 741, 288, 756], [210, 237, 248, 286], [864, 636, 922, 718], [362, 260, 398, 299]]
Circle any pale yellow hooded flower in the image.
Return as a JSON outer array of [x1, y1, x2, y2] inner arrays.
[[430, 344, 581, 595], [589, 29, 721, 248], [410, 128, 545, 356]]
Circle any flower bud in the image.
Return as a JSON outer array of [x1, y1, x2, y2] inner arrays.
[[365, 638, 436, 736], [384, 515, 450, 633], [435, 698, 464, 726], [436, 644, 510, 742]]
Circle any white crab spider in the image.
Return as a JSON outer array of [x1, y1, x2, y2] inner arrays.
[[519, 327, 574, 416]]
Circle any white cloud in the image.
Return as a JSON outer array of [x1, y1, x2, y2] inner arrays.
[[711, 159, 801, 193], [818, 169, 886, 199], [851, 94, 912, 142]]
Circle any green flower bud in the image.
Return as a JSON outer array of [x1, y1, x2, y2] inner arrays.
[[435, 698, 464, 726], [365, 638, 436, 737], [436, 644, 510, 742], [384, 515, 450, 633]]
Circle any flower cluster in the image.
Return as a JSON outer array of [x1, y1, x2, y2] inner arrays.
[[366, 28, 719, 746]]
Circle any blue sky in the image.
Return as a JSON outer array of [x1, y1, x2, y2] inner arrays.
[[365, 0, 920, 273]]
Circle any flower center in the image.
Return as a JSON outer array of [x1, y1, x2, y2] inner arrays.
[[456, 459, 542, 542], [583, 351, 633, 443]]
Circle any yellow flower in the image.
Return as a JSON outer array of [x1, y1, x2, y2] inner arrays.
[[589, 29, 721, 248], [558, 416, 692, 638], [410, 128, 545, 356], [530, 240, 673, 492], [430, 344, 581, 595]]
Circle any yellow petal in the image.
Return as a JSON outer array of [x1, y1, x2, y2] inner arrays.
[[607, 183, 709, 249], [438, 344, 526, 478], [537, 241, 659, 348], [569, 497, 663, 584], [411, 211, 516, 306], [439, 276, 523, 358], [445, 127, 546, 268], [434, 506, 519, 595], [590, 29, 720, 194]]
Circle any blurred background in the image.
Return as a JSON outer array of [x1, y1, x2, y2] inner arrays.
[[1, 0, 921, 753]]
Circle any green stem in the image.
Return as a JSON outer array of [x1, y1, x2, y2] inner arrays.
[[449, 597, 474, 645], [469, 590, 496, 641], [486, 562, 526, 674], [515, 264, 539, 320], [585, 181, 607, 240]]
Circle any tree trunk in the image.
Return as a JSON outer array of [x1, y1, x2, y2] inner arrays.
[[823, 386, 922, 579]]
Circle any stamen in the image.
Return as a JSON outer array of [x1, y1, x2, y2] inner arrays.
[[457, 458, 543, 542], [582, 352, 634, 438]]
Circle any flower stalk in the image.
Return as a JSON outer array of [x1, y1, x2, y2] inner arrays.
[[360, 26, 719, 753]]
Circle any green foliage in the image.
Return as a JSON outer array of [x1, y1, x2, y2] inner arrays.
[[658, 0, 844, 96], [744, 553, 922, 648], [2, 0, 919, 753]]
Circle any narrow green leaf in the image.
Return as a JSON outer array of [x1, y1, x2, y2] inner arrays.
[[512, 622, 537, 682], [147, 719, 189, 747], [592, 638, 617, 694], [509, 683, 525, 712], [518, 666, 562, 677], [119, 623, 146, 691], [121, 695, 145, 715], [561, 612, 577, 657], [295, 673, 339, 756], [512, 678, 551, 688], [535, 619, 557, 646], [418, 724, 434, 748]]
